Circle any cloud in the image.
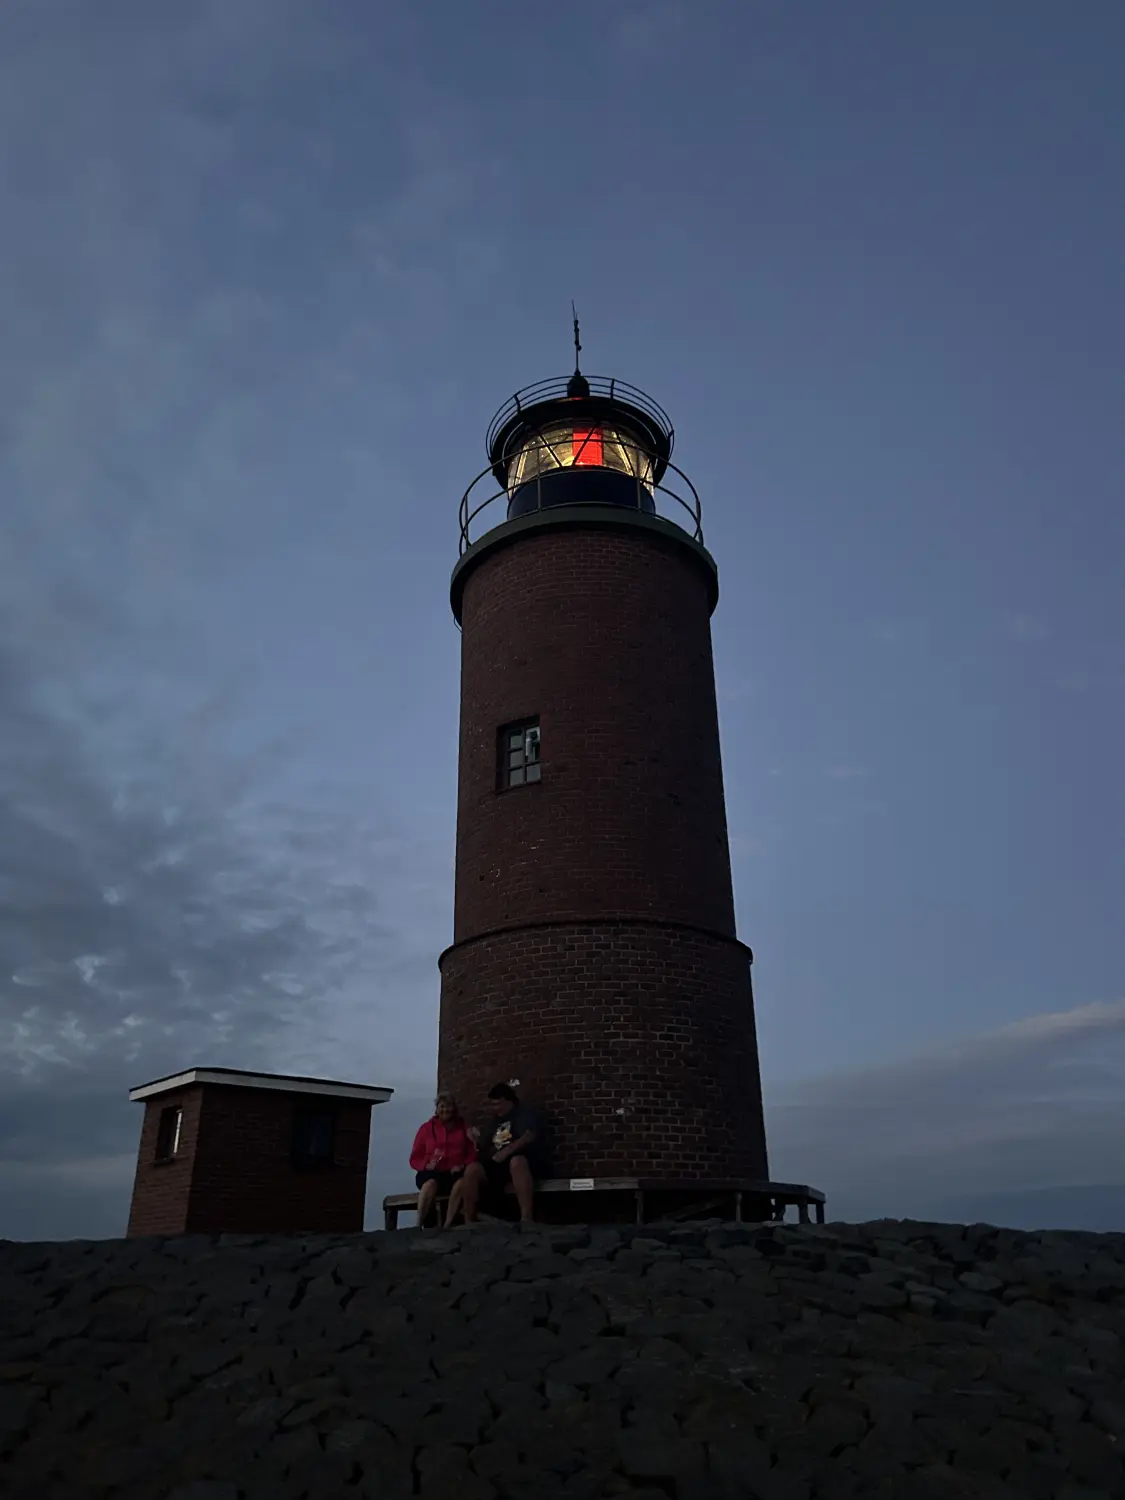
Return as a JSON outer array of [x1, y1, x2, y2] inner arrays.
[[824, 765, 868, 780], [1052, 640, 1125, 695], [0, 548, 447, 1240], [608, 1, 687, 69], [0, 2, 502, 1242], [1004, 613, 1051, 644], [767, 999, 1125, 1228]]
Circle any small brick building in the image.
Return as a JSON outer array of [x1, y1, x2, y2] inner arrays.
[[126, 1066, 392, 1238]]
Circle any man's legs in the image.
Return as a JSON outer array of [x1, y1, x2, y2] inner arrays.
[[415, 1177, 438, 1229], [460, 1162, 486, 1223], [509, 1154, 535, 1223]]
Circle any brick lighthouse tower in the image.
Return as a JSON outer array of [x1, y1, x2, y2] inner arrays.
[[436, 325, 823, 1224]]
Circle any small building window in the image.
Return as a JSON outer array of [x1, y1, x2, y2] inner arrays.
[[155, 1106, 182, 1161], [292, 1107, 336, 1167], [501, 720, 540, 788]]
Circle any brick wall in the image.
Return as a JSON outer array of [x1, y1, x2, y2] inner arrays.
[[126, 1085, 202, 1237], [453, 525, 736, 942], [438, 920, 769, 1180], [126, 1085, 372, 1238], [440, 519, 769, 1184]]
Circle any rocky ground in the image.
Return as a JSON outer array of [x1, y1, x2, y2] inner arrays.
[[1, 1218, 1123, 1499]]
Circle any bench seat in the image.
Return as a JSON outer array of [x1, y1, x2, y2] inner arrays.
[[382, 1176, 826, 1231]]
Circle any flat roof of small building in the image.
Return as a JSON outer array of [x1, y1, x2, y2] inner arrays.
[[128, 1066, 394, 1105]]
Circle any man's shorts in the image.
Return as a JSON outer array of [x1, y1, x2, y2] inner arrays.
[[484, 1152, 544, 1190]]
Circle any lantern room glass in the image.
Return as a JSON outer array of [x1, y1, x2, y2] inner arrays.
[[506, 423, 656, 496]]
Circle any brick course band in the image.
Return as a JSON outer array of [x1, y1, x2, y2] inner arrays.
[[438, 920, 769, 1181], [438, 912, 754, 968]]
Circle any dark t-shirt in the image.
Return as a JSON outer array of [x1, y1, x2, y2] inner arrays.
[[485, 1104, 545, 1166]]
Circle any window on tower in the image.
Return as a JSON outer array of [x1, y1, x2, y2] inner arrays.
[[500, 719, 541, 788]]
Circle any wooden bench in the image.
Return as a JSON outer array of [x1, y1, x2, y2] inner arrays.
[[382, 1177, 826, 1231]]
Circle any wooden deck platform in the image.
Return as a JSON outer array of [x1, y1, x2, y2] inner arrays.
[[382, 1176, 826, 1231]]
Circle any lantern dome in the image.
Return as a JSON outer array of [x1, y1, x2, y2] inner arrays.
[[485, 374, 675, 521]]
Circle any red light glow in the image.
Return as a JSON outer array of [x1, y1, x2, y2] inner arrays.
[[572, 427, 603, 466]]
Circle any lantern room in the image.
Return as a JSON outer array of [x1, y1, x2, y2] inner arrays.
[[485, 368, 674, 520], [455, 328, 706, 566]]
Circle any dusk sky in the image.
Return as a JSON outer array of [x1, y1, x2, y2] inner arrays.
[[2, 0, 1123, 1240]]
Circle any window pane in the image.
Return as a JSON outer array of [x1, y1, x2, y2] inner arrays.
[[294, 1110, 335, 1162], [526, 762, 541, 782], [508, 731, 523, 750], [155, 1105, 182, 1160], [508, 766, 525, 785], [508, 749, 524, 770]]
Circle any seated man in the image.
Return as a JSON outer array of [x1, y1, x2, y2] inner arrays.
[[460, 1082, 546, 1225]]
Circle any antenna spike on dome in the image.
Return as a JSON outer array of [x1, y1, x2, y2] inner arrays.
[[567, 301, 590, 397]]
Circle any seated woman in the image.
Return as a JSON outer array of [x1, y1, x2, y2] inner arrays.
[[408, 1092, 477, 1229]]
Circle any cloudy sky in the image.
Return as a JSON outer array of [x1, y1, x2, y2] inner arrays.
[[2, 0, 1122, 1241]]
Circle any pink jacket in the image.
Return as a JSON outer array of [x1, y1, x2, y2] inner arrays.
[[409, 1116, 478, 1172]]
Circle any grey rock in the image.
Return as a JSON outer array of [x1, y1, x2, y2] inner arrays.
[[1056, 1421, 1125, 1489], [1089, 1394, 1125, 1441], [856, 1280, 909, 1311], [544, 1344, 624, 1388], [507, 1254, 565, 1281], [0, 1384, 44, 1447], [482, 1377, 548, 1415], [235, 1395, 295, 1428], [682, 1391, 766, 1445], [959, 1270, 1004, 1293], [413, 1398, 491, 1447], [265, 1423, 321, 1468], [852, 1372, 928, 1412], [617, 1426, 706, 1482], [800, 1399, 869, 1452], [543, 1380, 581, 1405], [3, 1217, 1125, 1498], [278, 1392, 354, 1430], [166, 1485, 241, 1500]]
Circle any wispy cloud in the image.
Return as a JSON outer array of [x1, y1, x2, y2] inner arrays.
[[768, 999, 1125, 1224], [824, 765, 869, 780], [1052, 640, 1125, 695], [1004, 613, 1051, 644], [608, 1, 687, 69], [0, 2, 485, 1240]]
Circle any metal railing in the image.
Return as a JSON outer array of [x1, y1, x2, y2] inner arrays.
[[458, 450, 704, 556], [486, 375, 675, 461]]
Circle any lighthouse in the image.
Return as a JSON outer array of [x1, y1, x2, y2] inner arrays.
[[434, 326, 822, 1225]]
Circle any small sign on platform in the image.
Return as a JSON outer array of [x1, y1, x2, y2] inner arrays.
[[569, 1177, 595, 1191]]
